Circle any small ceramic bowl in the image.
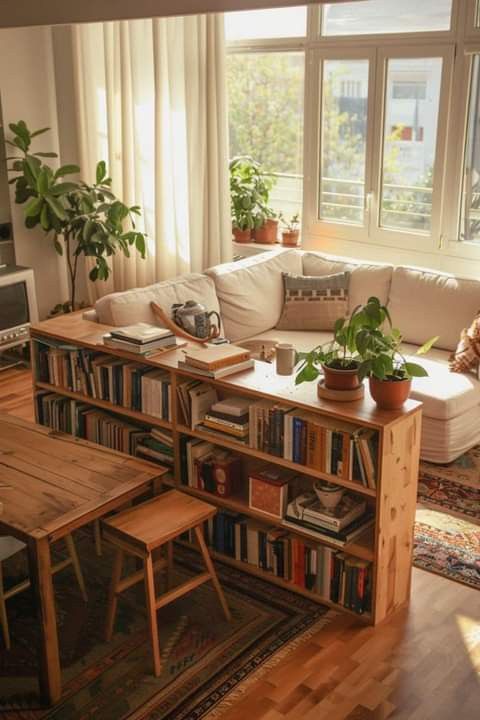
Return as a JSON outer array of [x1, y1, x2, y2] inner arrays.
[[313, 482, 345, 510]]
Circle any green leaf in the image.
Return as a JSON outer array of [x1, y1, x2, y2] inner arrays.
[[295, 362, 319, 385], [36, 167, 50, 195], [40, 203, 50, 231], [96, 160, 106, 184], [83, 219, 95, 242], [403, 362, 428, 378], [50, 181, 79, 196], [30, 127, 51, 138], [34, 151, 58, 158], [53, 237, 63, 255], [54, 164, 80, 179], [135, 233, 146, 258], [44, 194, 67, 221], [25, 196, 44, 218], [416, 336, 438, 355], [25, 155, 41, 183], [89, 266, 99, 282]]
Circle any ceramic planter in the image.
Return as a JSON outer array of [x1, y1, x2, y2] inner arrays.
[[369, 377, 412, 410], [232, 226, 251, 243], [282, 230, 300, 247], [254, 219, 278, 244], [322, 363, 360, 391]]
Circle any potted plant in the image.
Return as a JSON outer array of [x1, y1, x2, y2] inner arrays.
[[355, 297, 437, 410], [7, 120, 147, 312], [254, 210, 279, 244], [230, 156, 274, 244], [295, 310, 365, 391], [280, 213, 300, 247]]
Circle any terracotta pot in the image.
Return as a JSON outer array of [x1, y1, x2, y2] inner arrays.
[[322, 363, 360, 391], [254, 219, 279, 244], [369, 377, 412, 410], [232, 226, 251, 243], [282, 230, 300, 247]]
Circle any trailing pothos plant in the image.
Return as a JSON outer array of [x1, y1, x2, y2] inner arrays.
[[355, 297, 437, 382], [7, 120, 147, 311], [295, 307, 366, 385]]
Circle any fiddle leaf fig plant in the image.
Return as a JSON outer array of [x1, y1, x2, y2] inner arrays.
[[7, 120, 147, 311]]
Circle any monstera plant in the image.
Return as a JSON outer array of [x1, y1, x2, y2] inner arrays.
[[7, 120, 147, 311]]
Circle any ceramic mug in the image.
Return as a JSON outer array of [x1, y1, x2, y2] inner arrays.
[[276, 343, 296, 375]]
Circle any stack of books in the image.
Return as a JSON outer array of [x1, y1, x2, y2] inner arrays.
[[202, 396, 251, 440], [178, 344, 254, 379], [103, 323, 177, 354], [284, 490, 374, 547]]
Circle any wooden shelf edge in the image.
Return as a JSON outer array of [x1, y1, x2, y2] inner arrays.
[[176, 539, 372, 624], [178, 484, 374, 562], [177, 424, 377, 498], [35, 381, 173, 431]]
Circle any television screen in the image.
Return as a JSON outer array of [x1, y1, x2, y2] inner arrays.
[[0, 281, 29, 331]]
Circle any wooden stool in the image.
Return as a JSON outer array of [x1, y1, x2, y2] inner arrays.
[[102, 490, 231, 676]]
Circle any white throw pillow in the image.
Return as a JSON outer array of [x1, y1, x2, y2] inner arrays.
[[206, 250, 303, 341], [302, 252, 393, 312], [95, 273, 221, 329], [389, 266, 480, 352]]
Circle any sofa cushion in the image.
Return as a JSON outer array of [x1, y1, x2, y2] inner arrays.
[[389, 266, 480, 352], [302, 252, 393, 311], [95, 273, 221, 328], [277, 271, 350, 331], [205, 250, 303, 341]]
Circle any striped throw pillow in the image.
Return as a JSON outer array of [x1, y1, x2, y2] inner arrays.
[[276, 271, 349, 331]]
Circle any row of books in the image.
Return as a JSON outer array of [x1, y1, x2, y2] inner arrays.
[[248, 401, 378, 488], [36, 392, 173, 468], [183, 511, 371, 614], [37, 343, 172, 421]]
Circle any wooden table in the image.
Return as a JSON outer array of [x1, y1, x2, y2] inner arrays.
[[0, 413, 167, 705]]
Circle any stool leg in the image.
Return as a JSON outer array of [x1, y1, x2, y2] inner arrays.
[[65, 534, 88, 602], [194, 526, 231, 622], [105, 549, 123, 642], [166, 541, 173, 590], [144, 553, 161, 677], [94, 521, 103, 557], [0, 562, 10, 650]]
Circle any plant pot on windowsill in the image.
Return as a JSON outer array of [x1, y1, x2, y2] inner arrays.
[[282, 230, 300, 247], [232, 226, 252, 243], [254, 219, 278, 244], [369, 376, 412, 410], [322, 360, 360, 391]]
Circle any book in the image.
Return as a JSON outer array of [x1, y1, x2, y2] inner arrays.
[[283, 514, 374, 547], [182, 344, 251, 371], [188, 383, 218, 428], [103, 334, 178, 354], [110, 323, 174, 344], [177, 358, 254, 379], [293, 491, 367, 531], [210, 396, 251, 418], [203, 414, 249, 437]]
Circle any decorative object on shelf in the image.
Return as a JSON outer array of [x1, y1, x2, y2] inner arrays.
[[313, 481, 345, 510], [237, 337, 278, 363], [276, 342, 296, 376], [254, 216, 279, 244], [355, 297, 437, 410], [7, 121, 147, 312], [172, 300, 221, 340], [249, 465, 297, 519], [317, 379, 364, 402], [151, 301, 220, 345], [229, 156, 275, 243], [280, 213, 300, 247]]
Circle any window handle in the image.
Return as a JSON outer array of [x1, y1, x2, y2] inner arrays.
[[364, 191, 373, 214]]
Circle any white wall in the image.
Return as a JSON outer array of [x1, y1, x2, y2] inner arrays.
[[0, 25, 69, 318]]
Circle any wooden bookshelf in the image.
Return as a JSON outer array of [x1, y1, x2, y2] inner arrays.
[[30, 314, 422, 626]]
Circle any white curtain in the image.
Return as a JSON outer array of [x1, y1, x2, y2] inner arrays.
[[72, 15, 231, 302]]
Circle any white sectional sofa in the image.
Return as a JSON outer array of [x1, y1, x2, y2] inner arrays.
[[83, 249, 480, 464]]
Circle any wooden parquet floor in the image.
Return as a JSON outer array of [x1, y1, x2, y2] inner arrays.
[[1, 368, 479, 719]]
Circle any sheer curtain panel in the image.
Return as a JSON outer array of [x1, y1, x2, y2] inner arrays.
[[73, 14, 231, 301]]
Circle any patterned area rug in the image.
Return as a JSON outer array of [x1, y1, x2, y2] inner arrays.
[[415, 447, 480, 589], [0, 536, 331, 719]]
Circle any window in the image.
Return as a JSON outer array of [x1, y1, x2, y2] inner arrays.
[[322, 0, 452, 36], [380, 57, 442, 233], [319, 59, 369, 226], [225, 7, 306, 42], [461, 55, 480, 244], [392, 81, 427, 100]]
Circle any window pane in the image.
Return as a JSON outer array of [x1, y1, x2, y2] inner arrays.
[[225, 7, 306, 42], [461, 56, 480, 243], [380, 58, 442, 233], [323, 0, 452, 36], [227, 52, 304, 218], [319, 59, 369, 225]]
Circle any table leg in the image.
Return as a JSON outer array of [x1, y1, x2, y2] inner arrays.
[[27, 536, 61, 705]]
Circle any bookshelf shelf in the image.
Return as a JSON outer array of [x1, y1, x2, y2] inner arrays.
[[35, 381, 173, 431], [176, 539, 372, 622], [176, 483, 375, 562], [30, 315, 423, 626], [176, 423, 377, 498]]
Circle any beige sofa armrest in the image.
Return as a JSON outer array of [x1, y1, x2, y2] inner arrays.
[[82, 308, 98, 323]]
